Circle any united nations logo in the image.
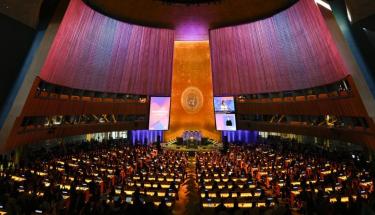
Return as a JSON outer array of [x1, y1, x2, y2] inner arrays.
[[181, 87, 204, 114]]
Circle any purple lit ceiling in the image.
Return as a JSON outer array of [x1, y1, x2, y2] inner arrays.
[[84, 0, 297, 40]]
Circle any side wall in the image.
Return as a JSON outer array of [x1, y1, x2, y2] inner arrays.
[[0, 14, 35, 118]]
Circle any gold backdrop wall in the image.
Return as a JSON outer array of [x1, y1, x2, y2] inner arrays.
[[165, 41, 220, 141]]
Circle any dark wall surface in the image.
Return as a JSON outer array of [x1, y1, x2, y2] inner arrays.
[[0, 13, 35, 113]]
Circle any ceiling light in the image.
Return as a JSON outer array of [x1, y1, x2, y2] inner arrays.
[[346, 5, 352, 22], [315, 0, 332, 11]]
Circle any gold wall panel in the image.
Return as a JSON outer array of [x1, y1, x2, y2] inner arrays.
[[165, 41, 220, 141]]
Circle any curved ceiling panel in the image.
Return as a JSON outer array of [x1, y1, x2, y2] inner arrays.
[[84, 0, 297, 40], [210, 0, 349, 95], [39, 0, 175, 96]]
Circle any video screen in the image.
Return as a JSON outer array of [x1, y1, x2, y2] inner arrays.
[[148, 97, 171, 130], [215, 113, 237, 131], [214, 97, 235, 113]]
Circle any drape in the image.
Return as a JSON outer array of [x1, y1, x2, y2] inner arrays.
[[210, 0, 348, 96], [40, 0, 174, 96], [131, 130, 163, 144], [222, 130, 259, 144]]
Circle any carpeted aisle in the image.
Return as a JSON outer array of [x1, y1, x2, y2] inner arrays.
[[173, 155, 200, 215]]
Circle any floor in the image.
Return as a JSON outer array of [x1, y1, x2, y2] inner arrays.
[[172, 156, 200, 215]]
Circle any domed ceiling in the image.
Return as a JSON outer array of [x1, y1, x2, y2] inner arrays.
[[84, 0, 298, 40]]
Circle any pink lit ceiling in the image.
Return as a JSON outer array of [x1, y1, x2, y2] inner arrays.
[[84, 0, 297, 40]]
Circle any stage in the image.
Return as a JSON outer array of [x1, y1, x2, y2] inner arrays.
[[161, 140, 222, 152], [162, 131, 222, 152]]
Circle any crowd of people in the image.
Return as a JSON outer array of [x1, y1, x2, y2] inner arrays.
[[0, 139, 188, 215], [196, 137, 375, 214], [0, 136, 374, 215]]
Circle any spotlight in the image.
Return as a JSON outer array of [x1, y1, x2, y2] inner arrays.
[[315, 0, 332, 11]]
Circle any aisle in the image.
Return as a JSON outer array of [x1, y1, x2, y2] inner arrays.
[[172, 156, 200, 215]]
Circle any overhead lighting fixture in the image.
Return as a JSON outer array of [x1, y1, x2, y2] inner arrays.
[[346, 5, 352, 22], [315, 0, 332, 11]]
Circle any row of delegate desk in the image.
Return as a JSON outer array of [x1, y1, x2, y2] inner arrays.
[[0, 146, 188, 213], [196, 146, 374, 209]]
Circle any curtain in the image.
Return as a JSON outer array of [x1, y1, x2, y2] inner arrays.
[[210, 0, 348, 96], [40, 0, 174, 96]]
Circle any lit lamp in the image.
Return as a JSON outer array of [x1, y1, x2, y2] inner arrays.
[[341, 197, 349, 203], [146, 191, 155, 196], [125, 190, 135, 195], [161, 184, 170, 189], [329, 197, 337, 203], [158, 192, 166, 197], [325, 115, 335, 127], [238, 202, 252, 208], [224, 203, 234, 208], [240, 192, 252, 197], [220, 192, 229, 198]]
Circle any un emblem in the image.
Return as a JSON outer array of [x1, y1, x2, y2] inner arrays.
[[181, 87, 204, 114]]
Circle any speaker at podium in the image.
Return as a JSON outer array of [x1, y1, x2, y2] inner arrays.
[[176, 137, 183, 145], [201, 137, 208, 145]]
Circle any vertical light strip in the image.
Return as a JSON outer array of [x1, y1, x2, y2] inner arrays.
[[346, 5, 352, 22], [315, 0, 332, 11]]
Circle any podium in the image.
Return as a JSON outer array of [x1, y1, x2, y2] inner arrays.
[[176, 137, 183, 145], [182, 130, 202, 143], [164, 132, 220, 152]]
